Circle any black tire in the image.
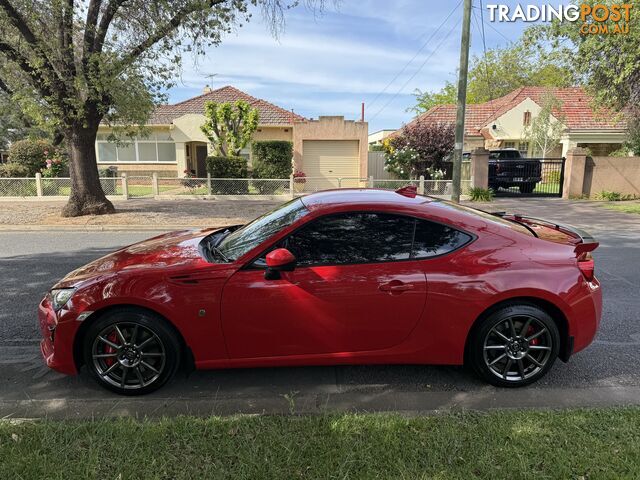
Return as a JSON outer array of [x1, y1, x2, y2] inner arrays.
[[519, 183, 536, 194], [468, 304, 560, 388], [83, 307, 180, 395]]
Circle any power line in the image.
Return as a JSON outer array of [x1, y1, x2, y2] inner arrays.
[[366, 0, 463, 112], [472, 5, 513, 44], [369, 13, 461, 122]]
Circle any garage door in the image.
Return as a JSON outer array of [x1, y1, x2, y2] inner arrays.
[[302, 140, 361, 190]]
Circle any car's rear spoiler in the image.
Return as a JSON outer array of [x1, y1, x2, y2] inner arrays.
[[490, 212, 599, 255]]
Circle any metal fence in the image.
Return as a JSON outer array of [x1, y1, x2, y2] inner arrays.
[[0, 174, 471, 199], [490, 158, 565, 197]]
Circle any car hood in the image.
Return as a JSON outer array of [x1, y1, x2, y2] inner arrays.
[[57, 228, 223, 287]]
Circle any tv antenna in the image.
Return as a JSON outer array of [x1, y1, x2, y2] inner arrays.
[[203, 73, 218, 86]]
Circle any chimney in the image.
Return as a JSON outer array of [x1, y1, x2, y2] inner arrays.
[[361, 102, 365, 122], [203, 84, 212, 94]]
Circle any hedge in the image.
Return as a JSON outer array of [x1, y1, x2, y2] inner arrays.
[[206, 155, 248, 194], [251, 141, 293, 179]]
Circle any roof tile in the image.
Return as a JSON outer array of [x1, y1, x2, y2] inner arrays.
[[148, 85, 305, 126], [403, 87, 626, 136]]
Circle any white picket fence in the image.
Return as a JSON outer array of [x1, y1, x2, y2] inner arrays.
[[0, 173, 471, 200]]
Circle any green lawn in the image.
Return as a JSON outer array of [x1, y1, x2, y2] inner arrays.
[[2, 408, 640, 479], [602, 201, 640, 214]]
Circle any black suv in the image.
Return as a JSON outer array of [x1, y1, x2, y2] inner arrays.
[[487, 149, 541, 194]]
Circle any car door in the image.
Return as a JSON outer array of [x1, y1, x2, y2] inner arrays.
[[220, 212, 428, 359]]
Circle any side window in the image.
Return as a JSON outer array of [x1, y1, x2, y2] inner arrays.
[[412, 219, 471, 258], [287, 213, 414, 266]]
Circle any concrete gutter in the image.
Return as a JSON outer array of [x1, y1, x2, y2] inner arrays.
[[0, 225, 195, 232], [2, 386, 640, 420]]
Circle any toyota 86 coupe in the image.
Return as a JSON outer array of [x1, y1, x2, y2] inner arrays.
[[39, 187, 602, 395]]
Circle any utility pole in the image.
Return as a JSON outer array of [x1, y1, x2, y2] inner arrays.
[[451, 0, 472, 203]]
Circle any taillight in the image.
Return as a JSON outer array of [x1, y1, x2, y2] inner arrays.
[[577, 252, 594, 281]]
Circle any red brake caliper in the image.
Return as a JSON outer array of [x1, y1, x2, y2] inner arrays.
[[526, 326, 539, 346], [104, 331, 119, 367]]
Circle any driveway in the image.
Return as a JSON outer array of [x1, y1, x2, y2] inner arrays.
[[1, 198, 639, 418]]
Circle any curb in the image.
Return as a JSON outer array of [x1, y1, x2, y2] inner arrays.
[[0, 225, 207, 232]]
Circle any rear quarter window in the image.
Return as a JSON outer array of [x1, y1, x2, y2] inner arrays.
[[412, 219, 472, 258]]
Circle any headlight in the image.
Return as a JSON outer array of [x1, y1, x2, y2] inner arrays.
[[50, 288, 76, 311]]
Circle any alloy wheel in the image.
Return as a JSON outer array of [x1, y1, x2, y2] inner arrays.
[[91, 322, 166, 390], [482, 314, 553, 382]]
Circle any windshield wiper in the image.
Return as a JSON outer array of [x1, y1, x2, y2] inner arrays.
[[206, 233, 230, 263]]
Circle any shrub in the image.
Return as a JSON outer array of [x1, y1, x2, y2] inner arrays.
[[7, 139, 57, 176], [595, 190, 634, 201], [206, 155, 248, 178], [0, 162, 31, 177], [251, 141, 293, 179], [545, 170, 561, 184], [468, 187, 495, 202], [41, 152, 69, 178], [206, 155, 248, 194]]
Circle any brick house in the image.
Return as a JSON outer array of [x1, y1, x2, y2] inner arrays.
[[96, 85, 368, 187], [403, 87, 628, 158]]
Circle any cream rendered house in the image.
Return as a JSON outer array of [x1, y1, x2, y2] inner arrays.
[[405, 87, 628, 157], [96, 86, 368, 187]]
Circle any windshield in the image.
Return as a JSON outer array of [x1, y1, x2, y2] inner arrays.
[[217, 198, 309, 261]]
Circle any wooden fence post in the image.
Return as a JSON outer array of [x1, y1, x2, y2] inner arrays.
[[35, 172, 43, 197], [152, 173, 159, 196], [121, 173, 129, 200]]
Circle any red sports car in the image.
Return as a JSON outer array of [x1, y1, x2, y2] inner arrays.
[[39, 188, 602, 395]]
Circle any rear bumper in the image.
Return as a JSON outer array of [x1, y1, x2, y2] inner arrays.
[[569, 276, 603, 356], [38, 296, 79, 375]]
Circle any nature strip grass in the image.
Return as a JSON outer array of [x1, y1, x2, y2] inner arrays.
[[602, 202, 640, 215], [1, 408, 639, 479]]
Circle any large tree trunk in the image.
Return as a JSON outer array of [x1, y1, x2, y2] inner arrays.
[[61, 125, 115, 217]]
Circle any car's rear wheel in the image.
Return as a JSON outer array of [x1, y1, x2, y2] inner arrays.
[[83, 308, 180, 395], [468, 304, 560, 387]]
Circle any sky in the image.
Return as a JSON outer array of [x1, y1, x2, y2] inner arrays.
[[166, 0, 540, 133]]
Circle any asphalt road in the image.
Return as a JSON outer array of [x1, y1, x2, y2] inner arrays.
[[1, 198, 639, 418]]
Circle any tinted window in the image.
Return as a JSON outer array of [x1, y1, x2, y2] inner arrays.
[[287, 213, 414, 266], [412, 219, 471, 258]]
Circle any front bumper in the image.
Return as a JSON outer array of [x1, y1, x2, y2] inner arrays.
[[38, 296, 79, 375]]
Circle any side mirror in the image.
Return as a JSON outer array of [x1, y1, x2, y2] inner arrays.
[[265, 248, 296, 280]]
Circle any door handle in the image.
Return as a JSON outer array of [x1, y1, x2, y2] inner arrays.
[[379, 281, 414, 294]]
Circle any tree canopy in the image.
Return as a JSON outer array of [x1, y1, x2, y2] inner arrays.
[[0, 0, 324, 216], [527, 0, 639, 151], [201, 100, 259, 157], [410, 39, 574, 114]]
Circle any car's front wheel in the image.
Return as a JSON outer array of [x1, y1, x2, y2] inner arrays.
[[468, 304, 560, 387], [83, 308, 180, 395]]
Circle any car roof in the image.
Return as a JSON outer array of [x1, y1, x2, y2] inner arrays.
[[300, 188, 435, 212], [298, 188, 534, 239]]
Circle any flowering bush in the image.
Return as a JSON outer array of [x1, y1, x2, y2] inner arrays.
[[426, 166, 446, 180], [293, 170, 307, 183], [383, 121, 455, 179], [41, 150, 69, 178]]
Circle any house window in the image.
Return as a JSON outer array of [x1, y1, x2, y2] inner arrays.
[[518, 142, 529, 157], [96, 134, 176, 163], [523, 111, 532, 126], [503, 141, 516, 149]]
